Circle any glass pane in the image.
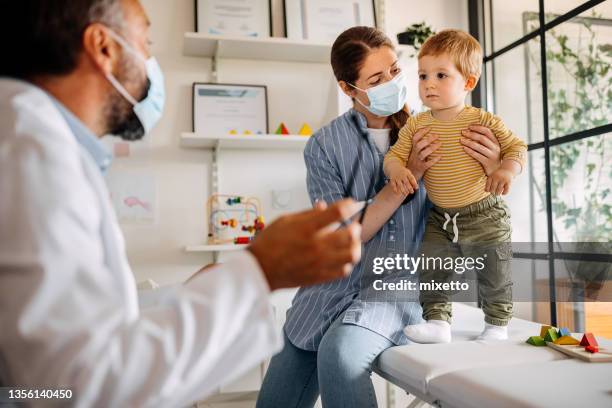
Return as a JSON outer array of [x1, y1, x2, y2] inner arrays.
[[506, 149, 549, 242], [554, 258, 612, 338], [487, 38, 544, 144], [525, 258, 553, 324], [545, 2, 612, 139], [489, 0, 540, 53], [544, 0, 604, 23], [550, 134, 612, 242]]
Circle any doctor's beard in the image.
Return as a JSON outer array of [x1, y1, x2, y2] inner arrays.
[[104, 53, 150, 141]]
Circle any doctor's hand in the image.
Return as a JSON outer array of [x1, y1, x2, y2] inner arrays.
[[248, 199, 362, 291]]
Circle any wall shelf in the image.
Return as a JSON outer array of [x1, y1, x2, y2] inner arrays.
[[185, 244, 245, 252], [183, 32, 331, 63], [180, 132, 309, 150]]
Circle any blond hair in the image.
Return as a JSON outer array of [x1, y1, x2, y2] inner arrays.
[[418, 29, 482, 79]]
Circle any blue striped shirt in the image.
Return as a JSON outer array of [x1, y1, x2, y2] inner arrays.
[[284, 109, 430, 351]]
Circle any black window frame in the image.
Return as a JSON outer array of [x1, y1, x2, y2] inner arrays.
[[468, 0, 612, 326]]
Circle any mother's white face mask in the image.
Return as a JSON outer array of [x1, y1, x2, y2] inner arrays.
[[349, 72, 408, 117], [104, 28, 165, 134]]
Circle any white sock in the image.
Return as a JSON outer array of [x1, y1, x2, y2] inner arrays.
[[403, 320, 451, 344], [476, 322, 508, 340]]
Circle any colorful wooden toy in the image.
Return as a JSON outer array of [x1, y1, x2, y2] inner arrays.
[[226, 197, 242, 205], [275, 122, 290, 135], [539, 325, 553, 338], [558, 327, 571, 337], [298, 123, 313, 136], [255, 216, 265, 230], [554, 335, 580, 345], [544, 328, 559, 343], [207, 194, 264, 245], [585, 345, 599, 353], [526, 336, 546, 346], [234, 236, 253, 244], [580, 333, 598, 348], [221, 219, 238, 228]]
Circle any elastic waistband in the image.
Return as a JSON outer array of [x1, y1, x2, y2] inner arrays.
[[432, 194, 503, 217]]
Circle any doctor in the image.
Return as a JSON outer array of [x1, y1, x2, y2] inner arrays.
[[0, 0, 361, 407]]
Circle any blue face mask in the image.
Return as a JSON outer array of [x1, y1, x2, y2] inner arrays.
[[349, 72, 408, 117], [104, 29, 165, 134]]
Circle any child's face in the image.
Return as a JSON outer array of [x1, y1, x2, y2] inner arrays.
[[418, 53, 474, 111]]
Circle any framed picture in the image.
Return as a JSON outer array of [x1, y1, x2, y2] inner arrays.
[[284, 0, 377, 43], [195, 0, 272, 37], [192, 83, 269, 135]]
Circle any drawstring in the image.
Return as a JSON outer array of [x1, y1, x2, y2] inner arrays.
[[443, 212, 459, 243]]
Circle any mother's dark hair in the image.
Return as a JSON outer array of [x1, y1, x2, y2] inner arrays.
[[331, 26, 410, 146]]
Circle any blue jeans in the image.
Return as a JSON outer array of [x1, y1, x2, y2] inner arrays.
[[256, 313, 394, 408]]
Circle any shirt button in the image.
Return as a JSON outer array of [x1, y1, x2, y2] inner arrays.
[[390, 235, 395, 240], [389, 219, 395, 225]]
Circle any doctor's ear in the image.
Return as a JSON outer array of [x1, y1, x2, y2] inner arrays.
[[82, 23, 120, 76]]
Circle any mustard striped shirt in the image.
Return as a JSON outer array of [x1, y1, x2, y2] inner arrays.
[[384, 106, 527, 208]]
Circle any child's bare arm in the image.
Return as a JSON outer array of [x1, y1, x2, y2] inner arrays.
[[487, 159, 521, 195], [384, 160, 418, 195]]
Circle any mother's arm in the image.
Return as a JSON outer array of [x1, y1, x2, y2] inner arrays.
[[461, 125, 502, 180], [360, 128, 440, 242]]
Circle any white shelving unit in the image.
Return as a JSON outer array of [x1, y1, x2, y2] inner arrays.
[[183, 32, 331, 63], [185, 244, 247, 263], [184, 244, 245, 253], [180, 132, 309, 150]]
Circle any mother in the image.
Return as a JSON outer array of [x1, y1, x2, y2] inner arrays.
[[257, 26, 501, 407]]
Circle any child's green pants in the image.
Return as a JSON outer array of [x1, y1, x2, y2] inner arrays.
[[420, 194, 513, 326]]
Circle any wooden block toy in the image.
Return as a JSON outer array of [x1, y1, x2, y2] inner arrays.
[[275, 122, 290, 135], [546, 342, 612, 362], [558, 327, 571, 337], [298, 123, 313, 136], [526, 336, 546, 346], [580, 333, 598, 348], [539, 325, 553, 338], [585, 345, 599, 353], [554, 335, 580, 345], [544, 328, 559, 343]]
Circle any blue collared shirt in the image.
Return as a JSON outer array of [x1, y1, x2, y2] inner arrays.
[[50, 96, 113, 173], [284, 109, 431, 351]]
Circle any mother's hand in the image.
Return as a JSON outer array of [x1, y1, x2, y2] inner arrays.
[[406, 127, 441, 181], [460, 125, 501, 176]]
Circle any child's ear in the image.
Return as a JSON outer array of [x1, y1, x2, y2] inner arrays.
[[465, 75, 479, 91]]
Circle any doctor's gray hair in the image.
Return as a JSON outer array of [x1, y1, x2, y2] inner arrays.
[[1, 0, 124, 79]]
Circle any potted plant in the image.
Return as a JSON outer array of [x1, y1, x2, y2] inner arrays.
[[397, 22, 435, 57]]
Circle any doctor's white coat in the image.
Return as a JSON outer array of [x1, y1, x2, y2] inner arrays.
[[0, 79, 283, 407]]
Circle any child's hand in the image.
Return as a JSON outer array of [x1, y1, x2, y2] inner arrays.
[[389, 166, 418, 195], [486, 168, 514, 195]]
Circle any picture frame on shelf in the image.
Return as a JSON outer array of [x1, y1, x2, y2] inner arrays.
[[195, 0, 272, 37], [192, 83, 269, 136], [284, 0, 377, 43]]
